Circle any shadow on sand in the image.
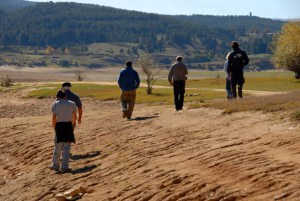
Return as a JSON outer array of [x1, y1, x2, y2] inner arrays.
[[70, 151, 101, 160], [132, 115, 159, 121], [71, 164, 98, 174]]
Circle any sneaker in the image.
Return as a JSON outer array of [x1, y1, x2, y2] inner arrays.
[[48, 165, 59, 171]]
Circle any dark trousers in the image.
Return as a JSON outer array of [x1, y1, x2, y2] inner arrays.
[[173, 80, 185, 110], [231, 71, 245, 98]]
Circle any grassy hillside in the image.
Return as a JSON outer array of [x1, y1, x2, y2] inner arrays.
[[0, 2, 285, 65]]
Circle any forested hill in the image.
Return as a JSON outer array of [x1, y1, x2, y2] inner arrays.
[[175, 15, 283, 33], [0, 0, 36, 11], [0, 1, 284, 55]]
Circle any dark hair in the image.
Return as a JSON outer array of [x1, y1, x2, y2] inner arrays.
[[176, 56, 182, 61], [230, 41, 239, 49], [126, 61, 132, 67], [62, 82, 71, 87], [56, 90, 66, 98]]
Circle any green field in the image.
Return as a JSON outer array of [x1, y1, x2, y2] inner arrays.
[[20, 70, 300, 119], [26, 83, 225, 105]]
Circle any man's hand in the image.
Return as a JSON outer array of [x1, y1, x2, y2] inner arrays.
[[169, 81, 173, 85], [78, 118, 82, 124]]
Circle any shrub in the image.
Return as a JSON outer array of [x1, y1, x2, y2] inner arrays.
[[1, 75, 14, 87], [74, 70, 85, 81]]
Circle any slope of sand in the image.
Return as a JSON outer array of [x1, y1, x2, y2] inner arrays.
[[0, 85, 300, 201]]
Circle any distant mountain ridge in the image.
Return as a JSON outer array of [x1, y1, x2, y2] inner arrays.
[[0, 1, 285, 59], [0, 0, 36, 11], [274, 18, 300, 22]]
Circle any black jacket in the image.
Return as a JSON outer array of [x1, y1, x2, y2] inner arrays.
[[227, 48, 249, 73]]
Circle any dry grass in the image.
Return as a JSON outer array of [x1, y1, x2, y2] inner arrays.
[[156, 75, 300, 92], [189, 90, 300, 118]]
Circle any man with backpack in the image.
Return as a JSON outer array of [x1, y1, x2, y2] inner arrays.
[[227, 41, 249, 98]]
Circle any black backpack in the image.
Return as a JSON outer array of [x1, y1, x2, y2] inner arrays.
[[232, 51, 244, 70]]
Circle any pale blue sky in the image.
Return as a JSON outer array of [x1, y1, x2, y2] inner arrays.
[[28, 0, 300, 19]]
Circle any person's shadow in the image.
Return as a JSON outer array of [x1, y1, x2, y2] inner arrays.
[[71, 164, 97, 174], [67, 151, 101, 174], [131, 115, 159, 121], [70, 151, 101, 160]]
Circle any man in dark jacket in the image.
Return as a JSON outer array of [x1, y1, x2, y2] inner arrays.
[[61, 82, 82, 128], [168, 56, 188, 111], [227, 41, 249, 98], [118, 61, 140, 119]]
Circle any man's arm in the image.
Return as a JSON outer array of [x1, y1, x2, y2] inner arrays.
[[52, 114, 57, 130], [243, 51, 249, 66], [135, 72, 140, 89], [117, 72, 123, 88], [168, 66, 173, 85], [78, 107, 82, 124], [72, 111, 77, 126], [227, 53, 233, 74], [185, 64, 188, 75]]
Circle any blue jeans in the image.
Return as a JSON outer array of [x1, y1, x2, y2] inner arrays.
[[226, 78, 232, 98]]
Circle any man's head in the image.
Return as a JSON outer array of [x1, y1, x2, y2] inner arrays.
[[176, 56, 183, 62], [126, 61, 132, 67], [56, 90, 66, 99], [230, 41, 239, 49], [62, 82, 71, 91]]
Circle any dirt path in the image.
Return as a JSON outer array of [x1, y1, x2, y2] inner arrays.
[[0, 87, 299, 201]]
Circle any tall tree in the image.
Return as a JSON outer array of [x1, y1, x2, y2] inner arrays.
[[272, 22, 300, 78]]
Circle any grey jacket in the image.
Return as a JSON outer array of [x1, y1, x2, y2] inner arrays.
[[168, 61, 188, 82]]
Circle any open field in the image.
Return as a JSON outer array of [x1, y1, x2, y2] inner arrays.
[[1, 66, 300, 201]]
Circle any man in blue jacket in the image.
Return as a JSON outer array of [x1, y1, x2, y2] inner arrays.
[[118, 61, 140, 119]]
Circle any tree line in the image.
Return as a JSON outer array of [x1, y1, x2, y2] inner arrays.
[[0, 1, 285, 57]]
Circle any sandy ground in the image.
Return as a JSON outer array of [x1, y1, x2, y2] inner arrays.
[[1, 67, 300, 201]]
